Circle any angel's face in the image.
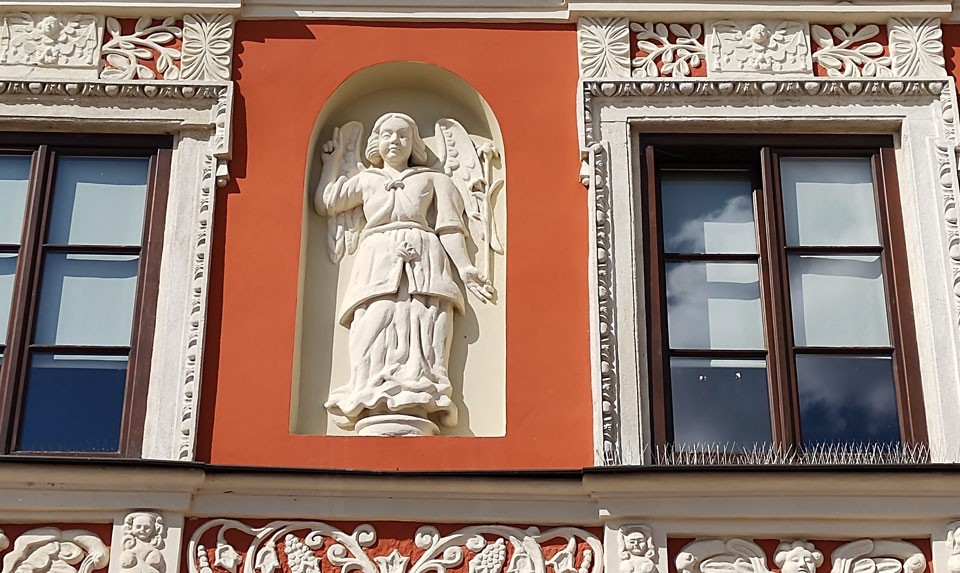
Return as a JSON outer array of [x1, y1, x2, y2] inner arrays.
[[130, 515, 157, 541], [780, 548, 817, 573], [378, 117, 414, 167]]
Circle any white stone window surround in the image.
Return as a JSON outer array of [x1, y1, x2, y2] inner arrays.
[[0, 79, 233, 461], [582, 78, 960, 465]]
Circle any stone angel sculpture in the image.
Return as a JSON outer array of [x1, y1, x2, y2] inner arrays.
[[313, 112, 504, 437]]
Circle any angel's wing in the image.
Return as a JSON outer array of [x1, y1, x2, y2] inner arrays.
[[436, 118, 486, 246], [316, 121, 365, 263]]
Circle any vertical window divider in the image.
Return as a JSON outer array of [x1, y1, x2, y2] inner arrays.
[[761, 147, 802, 448], [642, 144, 671, 451], [0, 146, 49, 451], [874, 149, 927, 444]]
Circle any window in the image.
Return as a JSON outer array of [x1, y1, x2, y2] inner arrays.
[[0, 135, 170, 456], [642, 135, 925, 455]]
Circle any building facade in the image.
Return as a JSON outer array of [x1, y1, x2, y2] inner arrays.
[[1, 5, 960, 573]]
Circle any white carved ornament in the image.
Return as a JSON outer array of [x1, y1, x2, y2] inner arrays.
[[119, 512, 166, 573], [618, 526, 655, 573], [947, 522, 960, 573], [811, 24, 892, 78], [774, 541, 823, 573], [676, 538, 770, 573], [1, 528, 110, 573], [189, 521, 601, 573], [100, 17, 181, 80], [706, 20, 812, 75], [831, 540, 926, 573], [631, 23, 705, 78], [888, 18, 946, 78], [1, 13, 101, 68], [578, 17, 630, 79]]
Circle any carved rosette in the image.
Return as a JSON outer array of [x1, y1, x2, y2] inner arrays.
[[1, 528, 110, 573], [189, 521, 601, 573], [181, 14, 234, 81]]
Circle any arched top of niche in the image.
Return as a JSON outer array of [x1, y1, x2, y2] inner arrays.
[[305, 61, 504, 195]]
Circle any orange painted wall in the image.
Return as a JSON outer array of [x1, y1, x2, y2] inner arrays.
[[944, 25, 960, 82], [198, 21, 594, 470]]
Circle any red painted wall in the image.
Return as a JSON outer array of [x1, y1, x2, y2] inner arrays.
[[198, 22, 594, 470]]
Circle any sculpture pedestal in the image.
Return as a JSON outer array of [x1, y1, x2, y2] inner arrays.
[[355, 414, 440, 437]]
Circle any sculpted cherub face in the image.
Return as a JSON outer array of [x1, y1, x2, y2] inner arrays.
[[377, 116, 414, 167], [747, 23, 771, 46], [778, 546, 820, 573], [130, 514, 157, 542], [624, 532, 649, 556]]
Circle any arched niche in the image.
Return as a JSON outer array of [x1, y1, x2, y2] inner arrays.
[[292, 62, 507, 437]]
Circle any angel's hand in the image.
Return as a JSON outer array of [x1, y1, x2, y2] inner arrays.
[[320, 127, 340, 165], [460, 266, 495, 302]]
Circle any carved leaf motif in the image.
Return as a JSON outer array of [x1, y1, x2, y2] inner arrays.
[[214, 544, 241, 573], [578, 17, 630, 78], [889, 18, 945, 77], [99, 16, 182, 80], [254, 544, 279, 573], [630, 22, 705, 78], [181, 14, 234, 81], [811, 23, 891, 77]]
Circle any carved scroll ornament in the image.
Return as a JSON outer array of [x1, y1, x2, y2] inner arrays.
[[1, 528, 109, 573], [189, 521, 600, 573]]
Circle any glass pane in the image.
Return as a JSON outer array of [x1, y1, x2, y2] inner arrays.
[[0, 156, 31, 245], [789, 255, 889, 346], [17, 352, 127, 452], [48, 157, 149, 246], [797, 355, 900, 446], [34, 253, 139, 346], [0, 253, 16, 342], [660, 171, 757, 254], [670, 358, 772, 449], [780, 157, 880, 246], [667, 262, 765, 350]]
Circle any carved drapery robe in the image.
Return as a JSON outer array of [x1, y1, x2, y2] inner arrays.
[[323, 167, 466, 429]]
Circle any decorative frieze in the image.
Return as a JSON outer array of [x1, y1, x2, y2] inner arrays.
[[706, 20, 812, 76], [189, 521, 602, 573], [1, 528, 110, 573], [675, 539, 769, 573], [0, 11, 233, 81], [579, 17, 946, 80]]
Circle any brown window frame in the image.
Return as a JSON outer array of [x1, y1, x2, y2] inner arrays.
[[641, 134, 926, 453], [0, 133, 171, 458]]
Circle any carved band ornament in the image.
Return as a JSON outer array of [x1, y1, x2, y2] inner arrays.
[[0, 12, 233, 81], [189, 521, 601, 573], [578, 17, 945, 80]]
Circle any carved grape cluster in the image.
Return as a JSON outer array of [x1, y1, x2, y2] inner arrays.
[[283, 535, 321, 573], [470, 539, 507, 573]]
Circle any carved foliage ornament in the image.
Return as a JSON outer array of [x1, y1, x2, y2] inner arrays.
[[631, 23, 705, 79], [189, 521, 601, 573], [888, 18, 945, 78], [1, 528, 109, 573], [830, 540, 926, 573], [578, 17, 630, 79], [100, 17, 181, 80], [811, 24, 892, 78], [676, 539, 922, 573]]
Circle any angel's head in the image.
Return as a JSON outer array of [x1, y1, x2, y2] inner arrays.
[[123, 512, 163, 546], [774, 541, 822, 573], [366, 113, 429, 169]]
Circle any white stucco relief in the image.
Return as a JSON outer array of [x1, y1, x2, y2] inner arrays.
[[775, 542, 823, 573], [118, 512, 165, 573], [831, 540, 927, 573], [810, 24, 892, 78], [189, 521, 600, 573], [618, 526, 655, 573], [1, 528, 109, 573], [578, 17, 631, 79], [889, 18, 947, 78], [631, 22, 705, 79], [706, 20, 812, 75], [315, 114, 504, 436], [676, 539, 770, 573]]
